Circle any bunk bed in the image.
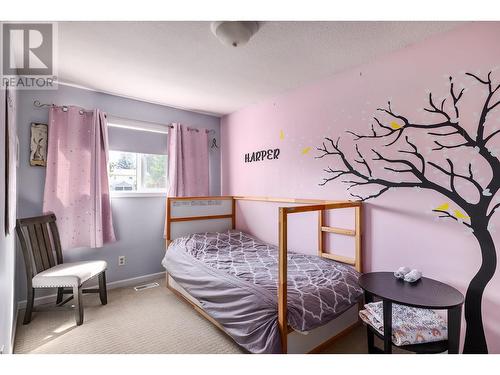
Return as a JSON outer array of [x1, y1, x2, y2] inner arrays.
[[162, 196, 363, 353]]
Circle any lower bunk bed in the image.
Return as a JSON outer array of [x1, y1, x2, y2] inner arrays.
[[163, 196, 363, 354]]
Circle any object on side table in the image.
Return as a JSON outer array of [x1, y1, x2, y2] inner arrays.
[[404, 269, 422, 283], [359, 301, 447, 346], [394, 266, 411, 279]]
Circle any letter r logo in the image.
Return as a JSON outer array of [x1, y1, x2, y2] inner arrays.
[[2, 23, 53, 75]]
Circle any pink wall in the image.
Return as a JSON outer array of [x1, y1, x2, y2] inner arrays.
[[221, 22, 500, 352]]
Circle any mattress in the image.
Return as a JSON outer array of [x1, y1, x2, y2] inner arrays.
[[162, 230, 362, 353]]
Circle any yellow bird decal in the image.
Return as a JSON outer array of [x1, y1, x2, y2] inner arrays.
[[453, 210, 469, 220], [279, 130, 285, 140], [434, 203, 450, 211], [301, 147, 311, 155], [390, 121, 402, 130]]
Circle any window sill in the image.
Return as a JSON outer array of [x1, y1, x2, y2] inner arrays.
[[110, 192, 167, 198]]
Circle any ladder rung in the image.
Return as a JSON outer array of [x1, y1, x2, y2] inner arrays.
[[321, 226, 355, 236], [320, 252, 356, 265]]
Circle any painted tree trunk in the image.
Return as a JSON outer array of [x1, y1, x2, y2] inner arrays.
[[463, 225, 497, 353]]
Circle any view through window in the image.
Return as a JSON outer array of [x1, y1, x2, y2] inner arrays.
[[108, 151, 167, 193]]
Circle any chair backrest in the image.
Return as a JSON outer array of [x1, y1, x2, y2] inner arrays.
[[16, 214, 64, 278]]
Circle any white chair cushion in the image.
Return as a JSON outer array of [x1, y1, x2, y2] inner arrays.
[[32, 260, 107, 288]]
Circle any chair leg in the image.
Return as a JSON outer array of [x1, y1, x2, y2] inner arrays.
[[23, 288, 35, 325], [98, 272, 108, 305], [56, 287, 64, 305], [73, 286, 84, 326]]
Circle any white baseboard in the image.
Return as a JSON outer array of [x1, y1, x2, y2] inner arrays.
[[16, 271, 166, 310], [105, 271, 166, 290]]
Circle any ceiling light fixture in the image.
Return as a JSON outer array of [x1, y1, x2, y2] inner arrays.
[[210, 21, 259, 47]]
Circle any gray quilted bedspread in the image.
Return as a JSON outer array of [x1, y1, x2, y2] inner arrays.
[[162, 230, 362, 353]]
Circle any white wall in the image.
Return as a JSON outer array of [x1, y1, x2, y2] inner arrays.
[[0, 87, 18, 354]]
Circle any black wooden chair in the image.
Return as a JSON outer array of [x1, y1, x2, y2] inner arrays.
[[16, 214, 108, 326]]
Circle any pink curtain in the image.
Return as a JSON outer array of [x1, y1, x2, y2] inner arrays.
[[43, 106, 116, 249], [167, 123, 209, 197]]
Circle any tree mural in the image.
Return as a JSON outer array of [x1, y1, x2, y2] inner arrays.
[[316, 71, 500, 353]]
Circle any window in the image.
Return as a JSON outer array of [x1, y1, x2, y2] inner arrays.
[[108, 151, 167, 194], [106, 115, 169, 196]]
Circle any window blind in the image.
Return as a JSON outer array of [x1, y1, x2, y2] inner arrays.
[[107, 116, 168, 155]]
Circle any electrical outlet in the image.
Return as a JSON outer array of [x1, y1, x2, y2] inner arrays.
[[118, 256, 126, 266]]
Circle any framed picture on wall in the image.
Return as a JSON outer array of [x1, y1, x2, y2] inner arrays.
[[30, 122, 48, 167]]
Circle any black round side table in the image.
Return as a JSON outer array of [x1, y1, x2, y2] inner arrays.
[[358, 272, 464, 354]]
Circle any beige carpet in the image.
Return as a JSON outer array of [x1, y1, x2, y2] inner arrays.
[[14, 278, 370, 354]]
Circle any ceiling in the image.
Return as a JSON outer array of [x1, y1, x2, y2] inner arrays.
[[57, 21, 466, 116]]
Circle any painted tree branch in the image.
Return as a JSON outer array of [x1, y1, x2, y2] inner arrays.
[[488, 202, 500, 220], [449, 76, 465, 119], [427, 159, 484, 196], [316, 137, 424, 192], [353, 143, 373, 176], [398, 136, 425, 174], [337, 72, 500, 210], [348, 79, 475, 149], [377, 98, 476, 147], [466, 72, 500, 147], [432, 208, 472, 228], [317, 135, 473, 214], [424, 92, 450, 121]]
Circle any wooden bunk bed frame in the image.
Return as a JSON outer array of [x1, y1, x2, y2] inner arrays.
[[165, 195, 363, 354]]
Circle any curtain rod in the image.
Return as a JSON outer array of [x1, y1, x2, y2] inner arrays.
[[33, 100, 215, 134], [34, 100, 86, 114]]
